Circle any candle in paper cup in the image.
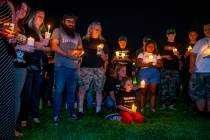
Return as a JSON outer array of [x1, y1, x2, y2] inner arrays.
[[27, 37, 35, 47], [132, 104, 137, 112], [121, 52, 125, 59], [140, 80, 146, 88], [115, 51, 120, 58], [97, 44, 104, 55], [45, 32, 51, 39], [4, 22, 14, 33]]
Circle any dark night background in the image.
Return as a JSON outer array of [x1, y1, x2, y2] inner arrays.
[[12, 0, 210, 52]]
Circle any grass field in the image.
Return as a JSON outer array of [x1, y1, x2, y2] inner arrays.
[[16, 97, 210, 140]]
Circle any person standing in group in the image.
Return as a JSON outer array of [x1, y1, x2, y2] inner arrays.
[[51, 14, 83, 124], [0, 0, 16, 139], [189, 22, 210, 116], [13, 0, 30, 137], [78, 21, 109, 118], [159, 28, 182, 110], [137, 40, 162, 113], [20, 10, 49, 127], [182, 29, 199, 108]]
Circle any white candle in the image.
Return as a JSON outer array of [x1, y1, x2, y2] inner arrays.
[[27, 37, 35, 47], [47, 25, 51, 33], [97, 44, 104, 55], [140, 80, 146, 88], [45, 32, 51, 39], [115, 51, 120, 58]]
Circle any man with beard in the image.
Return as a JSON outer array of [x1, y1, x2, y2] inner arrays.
[[51, 13, 83, 124]]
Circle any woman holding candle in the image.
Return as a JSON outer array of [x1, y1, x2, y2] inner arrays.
[[78, 21, 109, 117], [19, 10, 49, 126], [116, 77, 144, 125], [0, 0, 16, 139], [13, 0, 30, 136], [137, 40, 162, 112]]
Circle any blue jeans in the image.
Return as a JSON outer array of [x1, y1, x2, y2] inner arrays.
[[86, 81, 95, 108], [105, 96, 116, 110], [21, 72, 43, 120], [14, 68, 27, 123], [53, 67, 78, 117]]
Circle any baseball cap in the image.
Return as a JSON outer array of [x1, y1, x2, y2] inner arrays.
[[63, 13, 78, 21], [166, 28, 176, 34]]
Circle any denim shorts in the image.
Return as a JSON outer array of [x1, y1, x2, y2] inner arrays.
[[138, 68, 160, 84]]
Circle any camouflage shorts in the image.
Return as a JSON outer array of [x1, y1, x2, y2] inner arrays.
[[79, 67, 105, 92], [189, 73, 210, 101], [159, 70, 180, 100]]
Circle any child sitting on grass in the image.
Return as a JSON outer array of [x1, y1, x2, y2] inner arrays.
[[116, 77, 144, 125]]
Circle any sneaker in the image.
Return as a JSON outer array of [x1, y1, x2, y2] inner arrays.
[[96, 111, 104, 118], [77, 112, 85, 118], [168, 104, 176, 110], [53, 116, 60, 125], [159, 104, 167, 110], [33, 118, 41, 124], [69, 114, 78, 120]]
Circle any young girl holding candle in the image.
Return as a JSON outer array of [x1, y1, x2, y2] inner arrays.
[[116, 77, 144, 125], [137, 40, 162, 112]]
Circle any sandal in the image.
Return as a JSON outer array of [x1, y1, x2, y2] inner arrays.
[[14, 129, 24, 137]]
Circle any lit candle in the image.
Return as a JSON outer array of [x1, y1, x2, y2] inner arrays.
[[208, 47, 210, 54], [27, 37, 35, 47], [187, 45, 192, 52], [47, 25, 51, 33], [173, 48, 177, 53], [140, 80, 146, 88], [97, 44, 104, 55], [4, 22, 14, 33], [121, 52, 125, 59], [45, 25, 51, 39], [115, 51, 120, 58], [132, 104, 137, 112]]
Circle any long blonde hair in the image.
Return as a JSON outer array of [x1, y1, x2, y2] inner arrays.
[[112, 64, 127, 79], [84, 21, 104, 40]]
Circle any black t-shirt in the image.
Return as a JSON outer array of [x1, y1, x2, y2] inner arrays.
[[24, 25, 48, 73], [160, 42, 183, 70], [106, 77, 121, 96], [81, 37, 109, 68], [116, 90, 136, 110]]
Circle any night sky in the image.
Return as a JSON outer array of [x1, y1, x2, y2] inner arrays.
[[12, 0, 210, 52]]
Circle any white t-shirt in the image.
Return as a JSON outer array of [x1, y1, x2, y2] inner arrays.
[[192, 37, 210, 73], [137, 52, 161, 68]]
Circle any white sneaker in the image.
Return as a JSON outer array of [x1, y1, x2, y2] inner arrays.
[[168, 104, 176, 110]]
